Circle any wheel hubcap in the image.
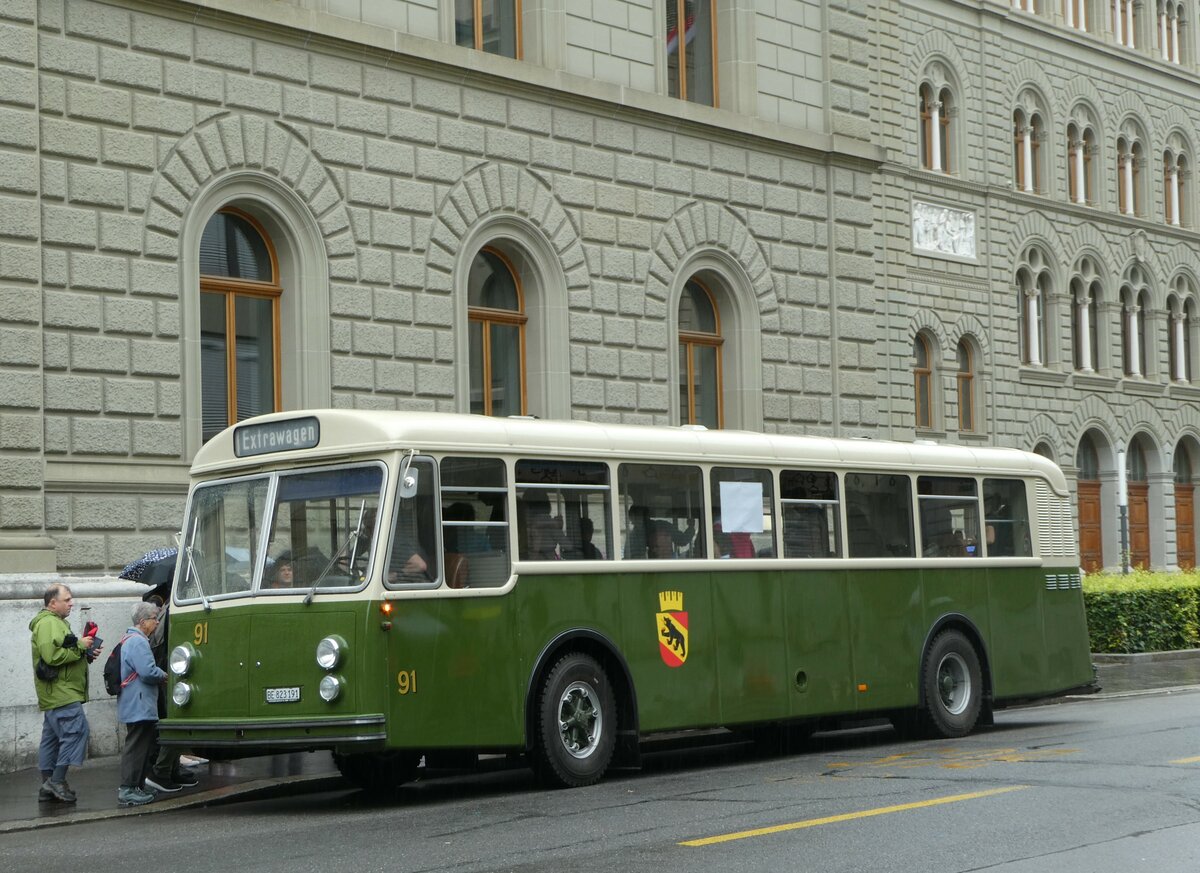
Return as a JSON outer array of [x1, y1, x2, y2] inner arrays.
[[557, 681, 602, 759], [936, 652, 971, 716]]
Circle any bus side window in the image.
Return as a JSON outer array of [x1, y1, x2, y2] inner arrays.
[[385, 458, 439, 587], [983, 478, 1031, 557], [617, 463, 706, 559], [917, 476, 980, 558], [439, 457, 510, 587], [780, 470, 840, 558], [711, 467, 775, 558], [845, 473, 914, 558], [515, 459, 611, 562]]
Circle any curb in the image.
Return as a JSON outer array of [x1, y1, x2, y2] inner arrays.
[[1091, 648, 1200, 664], [0, 773, 345, 834]]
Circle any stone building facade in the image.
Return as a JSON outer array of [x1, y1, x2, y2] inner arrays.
[[0, 0, 1195, 576], [0, 0, 877, 575], [876, 0, 1200, 572]]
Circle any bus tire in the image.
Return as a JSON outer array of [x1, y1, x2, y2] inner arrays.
[[334, 750, 420, 795], [920, 630, 982, 738], [533, 652, 616, 788]]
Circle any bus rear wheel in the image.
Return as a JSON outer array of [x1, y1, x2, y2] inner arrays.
[[533, 652, 616, 788], [920, 630, 982, 738], [334, 750, 420, 795]]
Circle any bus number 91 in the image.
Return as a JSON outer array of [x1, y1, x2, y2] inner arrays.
[[397, 670, 417, 695]]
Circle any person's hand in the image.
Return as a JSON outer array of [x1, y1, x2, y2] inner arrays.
[[403, 554, 427, 575], [80, 635, 95, 651]]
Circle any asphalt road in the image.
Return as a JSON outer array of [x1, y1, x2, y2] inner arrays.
[[7, 690, 1200, 873]]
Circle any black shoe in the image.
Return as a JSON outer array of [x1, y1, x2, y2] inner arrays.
[[172, 769, 198, 787], [144, 775, 182, 793], [37, 786, 54, 802], [41, 779, 76, 803]]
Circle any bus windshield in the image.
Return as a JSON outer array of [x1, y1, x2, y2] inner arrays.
[[176, 463, 385, 602]]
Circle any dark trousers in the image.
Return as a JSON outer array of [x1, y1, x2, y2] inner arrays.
[[120, 720, 157, 789]]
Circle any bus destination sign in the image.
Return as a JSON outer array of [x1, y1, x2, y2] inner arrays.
[[233, 417, 320, 458]]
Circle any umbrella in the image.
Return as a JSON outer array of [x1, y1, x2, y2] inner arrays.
[[118, 547, 178, 603]]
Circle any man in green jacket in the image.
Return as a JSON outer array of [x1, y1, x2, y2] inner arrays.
[[29, 583, 97, 803]]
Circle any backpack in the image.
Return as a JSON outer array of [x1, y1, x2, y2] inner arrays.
[[102, 635, 138, 696]]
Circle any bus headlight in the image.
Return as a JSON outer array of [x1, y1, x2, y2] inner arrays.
[[172, 681, 192, 707], [169, 644, 196, 676], [316, 636, 345, 671], [318, 674, 343, 702]]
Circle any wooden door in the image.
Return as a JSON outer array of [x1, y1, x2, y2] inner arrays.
[[1077, 480, 1103, 573], [1128, 482, 1150, 569], [1176, 484, 1195, 570]]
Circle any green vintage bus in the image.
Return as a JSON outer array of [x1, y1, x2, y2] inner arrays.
[[159, 410, 1092, 789]]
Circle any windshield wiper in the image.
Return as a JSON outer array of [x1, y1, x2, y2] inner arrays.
[[181, 518, 212, 612], [303, 501, 366, 605]]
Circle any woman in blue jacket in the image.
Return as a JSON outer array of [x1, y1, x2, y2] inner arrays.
[[117, 602, 167, 807]]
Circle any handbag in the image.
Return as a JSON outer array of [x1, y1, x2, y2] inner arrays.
[[34, 658, 60, 682]]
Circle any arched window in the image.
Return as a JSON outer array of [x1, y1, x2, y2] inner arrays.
[[1163, 137, 1189, 226], [666, 0, 717, 106], [1113, 0, 1139, 48], [1120, 273, 1152, 379], [914, 333, 934, 430], [1168, 276, 1194, 382], [956, 339, 975, 432], [455, 0, 521, 58], [921, 81, 950, 175], [1064, 0, 1090, 30], [199, 209, 281, 442], [1017, 249, 1052, 367], [678, 277, 723, 428], [1013, 102, 1045, 193], [1071, 270, 1101, 372], [467, 247, 527, 416], [1116, 123, 1148, 217], [1158, 1, 1183, 62], [1068, 118, 1097, 205]]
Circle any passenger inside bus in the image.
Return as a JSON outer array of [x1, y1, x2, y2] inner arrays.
[[519, 494, 562, 560], [578, 517, 604, 560], [264, 553, 294, 589]]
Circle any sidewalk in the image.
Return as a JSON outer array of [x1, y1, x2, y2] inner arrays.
[[0, 751, 342, 834], [5, 651, 1199, 832]]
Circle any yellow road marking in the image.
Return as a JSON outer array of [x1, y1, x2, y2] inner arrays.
[[1171, 755, 1200, 764], [679, 785, 1029, 847]]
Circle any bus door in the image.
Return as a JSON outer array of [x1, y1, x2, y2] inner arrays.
[[385, 456, 523, 748]]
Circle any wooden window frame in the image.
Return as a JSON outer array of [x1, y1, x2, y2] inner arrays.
[[199, 207, 283, 434], [666, 0, 719, 107], [460, 0, 523, 59], [956, 341, 975, 433], [914, 334, 933, 430], [468, 246, 528, 417], [679, 277, 724, 428]]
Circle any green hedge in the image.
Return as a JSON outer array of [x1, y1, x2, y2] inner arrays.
[[1083, 570, 1200, 653]]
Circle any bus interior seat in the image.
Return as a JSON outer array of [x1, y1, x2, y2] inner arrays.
[[467, 551, 510, 587], [444, 552, 469, 588]]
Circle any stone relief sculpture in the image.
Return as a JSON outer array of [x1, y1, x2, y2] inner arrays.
[[912, 200, 976, 258]]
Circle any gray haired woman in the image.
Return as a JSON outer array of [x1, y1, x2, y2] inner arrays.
[[116, 601, 167, 807]]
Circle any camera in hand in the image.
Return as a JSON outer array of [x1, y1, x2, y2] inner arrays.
[[83, 621, 101, 662]]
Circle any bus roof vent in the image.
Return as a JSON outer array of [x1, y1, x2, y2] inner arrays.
[[913, 439, 938, 446], [506, 415, 539, 420], [679, 424, 708, 431]]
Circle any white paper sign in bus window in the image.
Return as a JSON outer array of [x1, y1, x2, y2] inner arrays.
[[720, 481, 764, 533]]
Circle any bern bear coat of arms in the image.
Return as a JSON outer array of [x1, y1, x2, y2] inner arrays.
[[656, 590, 688, 667]]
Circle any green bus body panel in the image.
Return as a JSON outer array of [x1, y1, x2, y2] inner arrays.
[[161, 564, 1092, 753]]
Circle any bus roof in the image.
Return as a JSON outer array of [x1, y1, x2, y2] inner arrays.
[[195, 410, 1070, 494]]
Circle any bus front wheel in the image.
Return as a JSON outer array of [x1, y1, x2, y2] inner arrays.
[[920, 630, 982, 738], [334, 750, 420, 795], [533, 652, 616, 788]]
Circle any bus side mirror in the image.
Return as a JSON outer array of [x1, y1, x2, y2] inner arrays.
[[399, 468, 419, 499]]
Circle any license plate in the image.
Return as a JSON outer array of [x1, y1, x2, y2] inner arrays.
[[265, 686, 301, 704]]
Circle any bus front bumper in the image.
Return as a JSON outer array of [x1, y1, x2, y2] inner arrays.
[[158, 714, 387, 751]]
